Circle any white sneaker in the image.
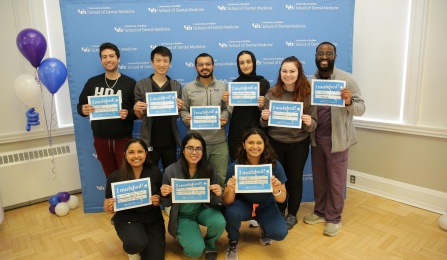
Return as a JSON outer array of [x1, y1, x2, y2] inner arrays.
[[249, 219, 259, 228], [128, 253, 141, 260], [225, 240, 239, 260], [323, 223, 342, 237]]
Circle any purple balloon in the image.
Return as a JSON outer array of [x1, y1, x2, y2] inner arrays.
[[49, 205, 56, 214], [16, 28, 47, 68], [49, 195, 60, 206], [58, 192, 70, 202], [38, 58, 67, 94]]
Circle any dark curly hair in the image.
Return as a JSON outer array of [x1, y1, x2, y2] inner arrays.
[[235, 128, 277, 167]]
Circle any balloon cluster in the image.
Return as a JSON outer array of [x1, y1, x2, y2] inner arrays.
[[48, 192, 79, 217], [15, 28, 68, 131]]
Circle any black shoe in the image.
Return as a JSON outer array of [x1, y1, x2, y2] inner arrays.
[[205, 250, 217, 260], [284, 214, 297, 230]]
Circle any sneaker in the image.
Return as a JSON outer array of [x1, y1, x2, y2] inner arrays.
[[249, 219, 259, 228], [284, 214, 297, 230], [128, 253, 141, 260], [323, 223, 342, 237], [259, 226, 272, 246], [204, 250, 217, 260], [225, 240, 239, 260], [303, 213, 326, 225]]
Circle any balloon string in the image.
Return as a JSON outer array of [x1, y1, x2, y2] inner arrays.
[[35, 71, 52, 146], [50, 95, 60, 189], [34, 72, 59, 189]]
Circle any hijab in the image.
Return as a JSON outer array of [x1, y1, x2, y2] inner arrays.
[[235, 50, 266, 82]]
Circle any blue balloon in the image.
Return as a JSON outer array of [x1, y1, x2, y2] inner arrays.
[[38, 58, 67, 94], [25, 107, 40, 131], [49, 195, 60, 206], [16, 28, 47, 68]]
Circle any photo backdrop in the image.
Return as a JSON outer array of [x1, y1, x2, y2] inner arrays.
[[59, 0, 355, 212]]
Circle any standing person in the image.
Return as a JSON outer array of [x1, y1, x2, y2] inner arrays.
[[160, 132, 226, 260], [260, 56, 317, 230], [180, 53, 230, 188], [104, 138, 165, 260], [223, 128, 288, 260], [133, 46, 183, 172], [77, 42, 136, 176], [222, 50, 270, 162], [303, 42, 365, 236]]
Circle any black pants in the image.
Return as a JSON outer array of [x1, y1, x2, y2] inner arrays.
[[114, 218, 166, 259], [149, 145, 177, 172], [270, 137, 310, 216]]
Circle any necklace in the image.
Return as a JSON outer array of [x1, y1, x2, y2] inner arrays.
[[104, 74, 120, 89]]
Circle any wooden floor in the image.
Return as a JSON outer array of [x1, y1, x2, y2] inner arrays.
[[0, 188, 446, 260]]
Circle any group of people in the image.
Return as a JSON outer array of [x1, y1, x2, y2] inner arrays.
[[77, 41, 365, 260]]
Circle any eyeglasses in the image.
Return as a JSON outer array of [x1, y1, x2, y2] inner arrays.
[[316, 51, 335, 58], [196, 62, 213, 67], [185, 146, 203, 153]]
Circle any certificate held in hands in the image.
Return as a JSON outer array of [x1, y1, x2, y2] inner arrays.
[[228, 82, 259, 106], [88, 95, 121, 121], [268, 100, 303, 129], [235, 164, 272, 193], [172, 178, 210, 203], [311, 79, 346, 107], [146, 91, 178, 117], [111, 178, 152, 211], [190, 106, 221, 130]]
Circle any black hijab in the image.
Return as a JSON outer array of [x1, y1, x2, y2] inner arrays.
[[235, 50, 265, 82]]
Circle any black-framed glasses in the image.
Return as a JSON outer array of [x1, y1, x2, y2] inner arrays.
[[316, 51, 335, 58], [185, 146, 203, 153]]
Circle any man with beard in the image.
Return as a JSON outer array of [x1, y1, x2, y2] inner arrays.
[[180, 53, 230, 188], [303, 42, 365, 236]]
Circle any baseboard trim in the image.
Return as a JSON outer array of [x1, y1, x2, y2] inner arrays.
[[346, 170, 447, 215]]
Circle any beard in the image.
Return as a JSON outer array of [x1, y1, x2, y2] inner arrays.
[[315, 58, 335, 72], [198, 69, 213, 78]]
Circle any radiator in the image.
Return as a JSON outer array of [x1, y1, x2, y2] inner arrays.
[[0, 142, 81, 210]]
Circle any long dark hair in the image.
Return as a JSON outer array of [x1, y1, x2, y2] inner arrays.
[[269, 56, 311, 112], [235, 128, 277, 167], [178, 132, 214, 179], [119, 138, 152, 181]]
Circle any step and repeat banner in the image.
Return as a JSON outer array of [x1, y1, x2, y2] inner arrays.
[[59, 0, 355, 212]]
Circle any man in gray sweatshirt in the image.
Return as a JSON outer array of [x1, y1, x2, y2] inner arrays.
[[180, 53, 230, 188]]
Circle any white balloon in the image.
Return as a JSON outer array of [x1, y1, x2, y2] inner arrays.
[[67, 195, 79, 209], [14, 74, 41, 107], [55, 202, 70, 217], [439, 214, 447, 231]]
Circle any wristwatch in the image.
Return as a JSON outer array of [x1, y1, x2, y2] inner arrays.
[[346, 98, 354, 106]]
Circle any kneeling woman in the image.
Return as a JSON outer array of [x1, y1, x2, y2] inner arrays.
[[161, 132, 226, 260], [223, 128, 288, 260], [104, 138, 165, 260]]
